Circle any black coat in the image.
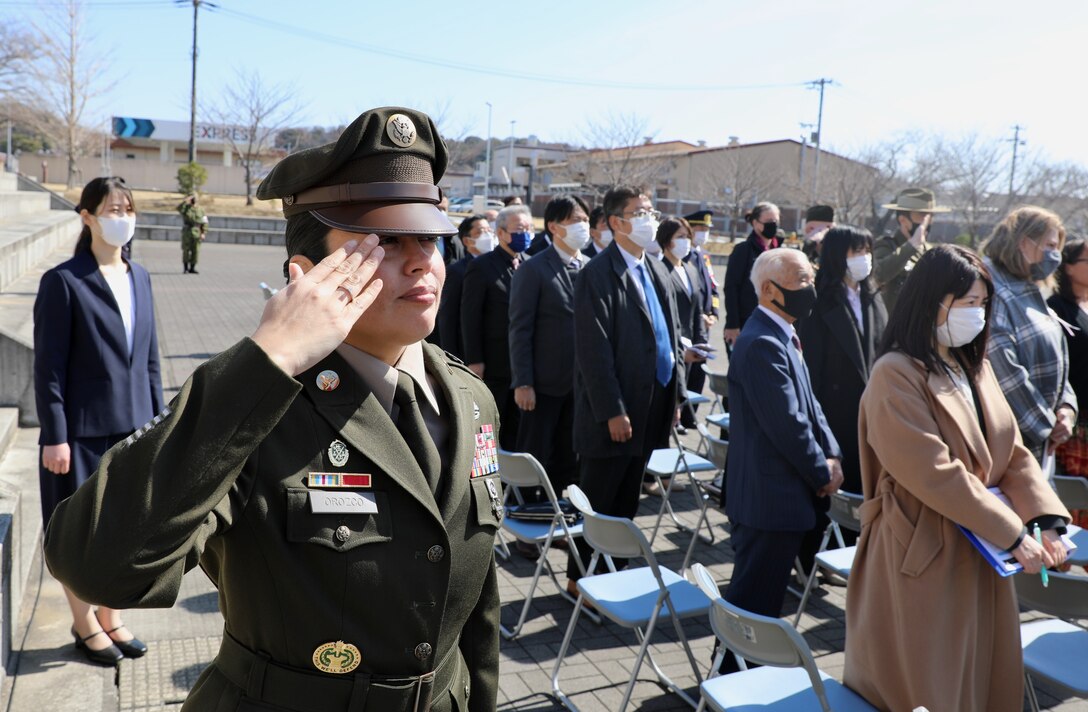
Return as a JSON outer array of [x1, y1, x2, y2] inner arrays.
[[723, 231, 775, 330], [572, 242, 686, 457], [797, 284, 887, 494], [526, 232, 551, 256], [437, 254, 473, 359], [665, 260, 709, 345], [1047, 293, 1088, 412], [685, 247, 719, 317], [508, 246, 578, 397], [460, 248, 520, 382]]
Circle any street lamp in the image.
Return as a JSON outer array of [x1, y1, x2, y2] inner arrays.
[[508, 120, 516, 192], [484, 102, 492, 199]]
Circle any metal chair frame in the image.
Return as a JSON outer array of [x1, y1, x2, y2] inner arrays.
[[1015, 569, 1088, 712], [792, 491, 863, 627]]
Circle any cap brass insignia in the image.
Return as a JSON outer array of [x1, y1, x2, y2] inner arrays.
[[386, 113, 417, 148], [313, 640, 361, 674]]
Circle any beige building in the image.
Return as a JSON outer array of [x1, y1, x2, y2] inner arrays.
[[540, 138, 879, 235]]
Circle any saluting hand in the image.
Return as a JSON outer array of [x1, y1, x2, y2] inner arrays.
[[252, 236, 384, 377]]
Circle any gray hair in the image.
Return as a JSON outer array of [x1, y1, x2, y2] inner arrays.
[[750, 248, 808, 293], [496, 204, 532, 231]]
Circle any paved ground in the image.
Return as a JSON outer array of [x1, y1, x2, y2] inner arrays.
[[5, 239, 1086, 711]]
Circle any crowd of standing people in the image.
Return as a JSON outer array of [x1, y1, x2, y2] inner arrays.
[[30, 102, 1085, 712]]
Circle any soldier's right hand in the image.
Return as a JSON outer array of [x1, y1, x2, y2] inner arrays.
[[252, 236, 384, 377], [908, 221, 928, 249]]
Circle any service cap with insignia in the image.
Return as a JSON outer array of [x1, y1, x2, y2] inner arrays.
[[256, 107, 456, 237], [683, 209, 714, 228]]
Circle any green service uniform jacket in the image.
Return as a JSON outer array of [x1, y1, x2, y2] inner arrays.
[[44, 338, 502, 712], [872, 229, 924, 315], [177, 202, 207, 238]]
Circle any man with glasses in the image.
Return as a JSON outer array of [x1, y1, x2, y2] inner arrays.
[[566, 185, 697, 593]]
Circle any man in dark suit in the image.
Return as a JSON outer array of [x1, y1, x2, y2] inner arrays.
[[568, 185, 696, 589], [681, 210, 719, 427], [509, 196, 589, 500], [723, 247, 842, 669], [583, 205, 612, 259], [437, 214, 493, 359], [461, 204, 534, 449]]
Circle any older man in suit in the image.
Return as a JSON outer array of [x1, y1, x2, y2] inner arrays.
[[509, 196, 589, 500], [723, 247, 842, 668], [567, 185, 699, 590], [461, 204, 533, 449]]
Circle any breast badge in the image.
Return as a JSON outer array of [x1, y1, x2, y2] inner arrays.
[[328, 440, 350, 468], [312, 640, 361, 674]]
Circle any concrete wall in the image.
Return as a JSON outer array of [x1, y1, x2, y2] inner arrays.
[[30, 156, 256, 195]]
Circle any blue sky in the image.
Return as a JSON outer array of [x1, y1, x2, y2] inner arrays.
[[11, 0, 1088, 166]]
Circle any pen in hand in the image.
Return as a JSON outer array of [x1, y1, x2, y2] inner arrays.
[[1033, 523, 1049, 588]]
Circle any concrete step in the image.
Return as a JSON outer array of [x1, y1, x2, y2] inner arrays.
[[0, 191, 51, 223], [0, 210, 81, 293], [0, 172, 16, 191]]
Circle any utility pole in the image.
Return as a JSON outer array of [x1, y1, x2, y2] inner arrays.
[[187, 0, 202, 164], [1008, 124, 1026, 198], [798, 122, 814, 186], [808, 78, 834, 202], [484, 101, 492, 199]]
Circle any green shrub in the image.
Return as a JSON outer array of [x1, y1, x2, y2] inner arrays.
[[177, 162, 208, 195]]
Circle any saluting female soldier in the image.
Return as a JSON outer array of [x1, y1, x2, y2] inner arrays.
[[45, 107, 503, 712]]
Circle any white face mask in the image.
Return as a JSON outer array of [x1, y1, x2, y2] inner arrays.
[[936, 305, 986, 348], [846, 254, 873, 282], [97, 215, 136, 247], [598, 229, 613, 247], [670, 237, 692, 260], [692, 230, 709, 248], [627, 215, 659, 249], [559, 221, 591, 252], [472, 231, 496, 254]]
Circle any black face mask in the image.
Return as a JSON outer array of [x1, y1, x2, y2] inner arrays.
[[770, 280, 817, 320], [760, 221, 779, 240]]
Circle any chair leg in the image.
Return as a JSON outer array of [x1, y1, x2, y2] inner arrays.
[[792, 563, 821, 628], [551, 596, 585, 711], [1024, 671, 1040, 712], [681, 486, 714, 575], [494, 531, 511, 560], [623, 609, 664, 712], [543, 547, 602, 625], [500, 535, 551, 640]]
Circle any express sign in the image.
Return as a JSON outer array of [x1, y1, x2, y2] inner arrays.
[[112, 117, 254, 145]]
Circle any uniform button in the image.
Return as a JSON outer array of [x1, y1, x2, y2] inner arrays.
[[414, 642, 432, 661], [335, 525, 351, 543], [427, 545, 445, 563]]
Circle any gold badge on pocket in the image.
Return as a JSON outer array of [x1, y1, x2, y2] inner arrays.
[[313, 640, 361, 674]]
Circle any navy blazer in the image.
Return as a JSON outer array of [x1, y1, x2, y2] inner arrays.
[[436, 254, 473, 359], [508, 245, 578, 397], [572, 242, 686, 457], [725, 308, 840, 531], [34, 250, 164, 445], [460, 247, 519, 382], [666, 260, 709, 345]]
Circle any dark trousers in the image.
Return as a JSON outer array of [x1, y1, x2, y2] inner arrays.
[[567, 379, 673, 580], [515, 391, 577, 502], [796, 511, 830, 576], [484, 378, 520, 451], [719, 522, 807, 673]]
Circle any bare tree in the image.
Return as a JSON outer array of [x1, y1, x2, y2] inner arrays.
[[557, 112, 675, 196], [0, 24, 36, 97], [23, 0, 112, 187], [687, 148, 780, 237], [209, 69, 300, 205], [423, 98, 476, 171], [940, 134, 1006, 246]]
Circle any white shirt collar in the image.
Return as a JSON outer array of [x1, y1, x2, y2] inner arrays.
[[616, 240, 644, 271], [757, 304, 796, 341]]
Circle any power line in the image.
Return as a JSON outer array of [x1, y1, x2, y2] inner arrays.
[[210, 5, 808, 93]]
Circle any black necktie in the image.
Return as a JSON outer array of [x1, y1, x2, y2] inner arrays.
[[393, 371, 442, 494]]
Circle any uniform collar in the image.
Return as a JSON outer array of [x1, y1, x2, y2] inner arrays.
[[335, 341, 441, 417]]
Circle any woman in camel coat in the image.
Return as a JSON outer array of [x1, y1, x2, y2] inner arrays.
[[844, 245, 1070, 712]]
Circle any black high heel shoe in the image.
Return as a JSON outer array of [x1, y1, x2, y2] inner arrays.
[[103, 625, 147, 658], [72, 628, 123, 666]]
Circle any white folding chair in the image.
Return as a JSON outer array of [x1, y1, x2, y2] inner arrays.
[[496, 452, 598, 638], [551, 486, 711, 712], [701, 364, 728, 416], [1015, 568, 1088, 712], [1053, 475, 1088, 566], [679, 432, 728, 575], [259, 281, 278, 300], [647, 439, 720, 547], [793, 491, 863, 627], [690, 564, 878, 712]]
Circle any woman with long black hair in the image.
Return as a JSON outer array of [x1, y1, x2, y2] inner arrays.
[[34, 176, 162, 665]]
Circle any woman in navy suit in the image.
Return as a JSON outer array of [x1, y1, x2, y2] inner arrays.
[[34, 176, 163, 665]]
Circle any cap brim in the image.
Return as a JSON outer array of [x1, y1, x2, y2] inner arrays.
[[312, 202, 456, 236], [880, 203, 951, 213]]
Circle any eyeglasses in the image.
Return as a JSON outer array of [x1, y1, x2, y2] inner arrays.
[[617, 209, 662, 221]]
